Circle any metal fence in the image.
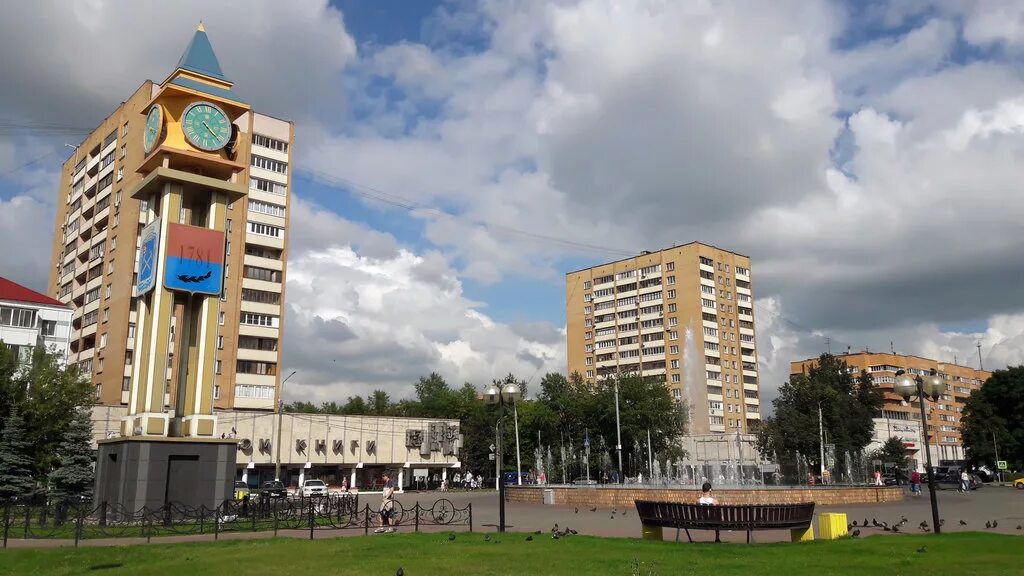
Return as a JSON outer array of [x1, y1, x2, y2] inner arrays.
[[1, 495, 472, 548]]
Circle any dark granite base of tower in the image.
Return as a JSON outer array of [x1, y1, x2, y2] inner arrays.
[[94, 437, 237, 510]]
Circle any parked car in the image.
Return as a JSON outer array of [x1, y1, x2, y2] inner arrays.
[[571, 477, 598, 485], [501, 471, 531, 485], [234, 480, 250, 501], [301, 479, 327, 497], [1013, 477, 1023, 490], [260, 480, 287, 499]]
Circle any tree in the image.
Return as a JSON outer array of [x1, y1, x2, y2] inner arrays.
[[871, 436, 909, 471], [756, 354, 884, 478], [0, 345, 92, 483], [367, 390, 392, 416], [0, 408, 36, 500], [961, 366, 1023, 469], [47, 407, 95, 502]]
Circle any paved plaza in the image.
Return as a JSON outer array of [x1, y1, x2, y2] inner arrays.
[[396, 485, 1024, 543]]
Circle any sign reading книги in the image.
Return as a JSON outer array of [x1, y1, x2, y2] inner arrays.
[[163, 222, 225, 295]]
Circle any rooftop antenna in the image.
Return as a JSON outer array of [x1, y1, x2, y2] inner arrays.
[[976, 341, 983, 371]]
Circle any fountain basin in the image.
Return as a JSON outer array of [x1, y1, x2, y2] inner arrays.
[[506, 485, 903, 508]]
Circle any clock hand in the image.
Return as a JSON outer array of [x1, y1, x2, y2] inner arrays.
[[203, 121, 219, 138]]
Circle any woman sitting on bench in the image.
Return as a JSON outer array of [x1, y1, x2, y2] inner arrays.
[[698, 482, 719, 505]]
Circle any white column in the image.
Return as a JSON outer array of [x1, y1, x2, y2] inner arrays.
[[298, 468, 305, 487], [398, 469, 405, 493], [241, 469, 248, 484], [442, 468, 448, 482], [350, 468, 357, 489]]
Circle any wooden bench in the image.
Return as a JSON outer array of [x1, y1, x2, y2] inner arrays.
[[634, 500, 815, 543]]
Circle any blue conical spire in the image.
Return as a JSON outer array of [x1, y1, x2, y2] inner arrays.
[[176, 22, 228, 82]]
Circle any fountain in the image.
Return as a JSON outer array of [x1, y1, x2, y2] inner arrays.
[[535, 445, 545, 484], [652, 459, 662, 484], [682, 324, 707, 433]]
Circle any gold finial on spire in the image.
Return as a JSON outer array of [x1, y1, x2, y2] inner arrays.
[[197, 21, 205, 32]]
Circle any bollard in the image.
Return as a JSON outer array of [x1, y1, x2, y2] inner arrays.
[[641, 524, 663, 541], [415, 503, 420, 532], [818, 513, 847, 540], [791, 525, 814, 542]]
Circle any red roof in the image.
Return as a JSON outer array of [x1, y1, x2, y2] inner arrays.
[[0, 277, 67, 308]]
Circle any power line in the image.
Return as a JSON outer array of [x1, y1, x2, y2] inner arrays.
[[293, 166, 638, 258], [0, 148, 61, 180]]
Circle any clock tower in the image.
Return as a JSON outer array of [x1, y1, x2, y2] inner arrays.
[[95, 24, 247, 509]]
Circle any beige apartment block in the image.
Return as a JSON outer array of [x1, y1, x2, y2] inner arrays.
[[790, 352, 991, 464], [566, 242, 760, 435], [47, 30, 292, 413]]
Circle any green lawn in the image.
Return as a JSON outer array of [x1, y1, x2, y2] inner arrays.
[[1, 532, 1021, 576]]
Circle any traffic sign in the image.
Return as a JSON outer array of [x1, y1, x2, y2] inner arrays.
[[997, 460, 1007, 470]]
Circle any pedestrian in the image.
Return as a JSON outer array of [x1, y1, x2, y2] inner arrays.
[[910, 469, 921, 496], [698, 482, 722, 542], [960, 469, 970, 493], [476, 474, 483, 490], [374, 471, 397, 533], [872, 470, 883, 486], [341, 477, 349, 493]]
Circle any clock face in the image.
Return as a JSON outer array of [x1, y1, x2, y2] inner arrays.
[[143, 105, 163, 154], [181, 101, 232, 151]]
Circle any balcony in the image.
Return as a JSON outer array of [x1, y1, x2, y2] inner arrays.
[[743, 381, 759, 391], [246, 231, 284, 250], [238, 323, 278, 339], [243, 253, 283, 272]]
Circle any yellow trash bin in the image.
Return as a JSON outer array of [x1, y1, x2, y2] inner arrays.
[[818, 513, 848, 540], [642, 524, 663, 541], [791, 525, 814, 542]]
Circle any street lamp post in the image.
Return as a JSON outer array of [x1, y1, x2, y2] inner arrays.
[[483, 381, 522, 532], [274, 370, 297, 482], [894, 369, 945, 534]]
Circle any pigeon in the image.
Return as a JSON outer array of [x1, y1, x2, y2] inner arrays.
[[589, 507, 597, 512], [917, 546, 927, 554], [852, 520, 858, 527], [921, 526, 931, 533], [892, 525, 899, 533], [448, 534, 456, 542], [883, 526, 891, 532], [901, 516, 908, 524], [1015, 525, 1021, 530], [484, 534, 491, 542], [575, 507, 579, 514], [610, 515, 615, 520], [919, 521, 928, 529], [552, 533, 560, 540], [526, 535, 533, 541], [863, 518, 869, 527], [985, 521, 991, 529], [622, 511, 627, 517], [873, 519, 881, 527], [959, 520, 967, 526], [847, 524, 853, 531], [397, 568, 404, 576], [939, 519, 945, 527], [569, 528, 578, 535], [851, 529, 861, 537], [533, 530, 542, 535], [992, 520, 998, 528]]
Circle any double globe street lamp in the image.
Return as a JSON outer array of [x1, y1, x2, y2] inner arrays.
[[483, 381, 522, 532], [894, 369, 945, 534]]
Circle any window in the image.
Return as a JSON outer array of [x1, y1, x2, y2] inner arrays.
[[248, 199, 286, 218], [666, 262, 675, 271], [244, 244, 282, 260], [584, 344, 594, 352], [704, 326, 718, 337], [125, 350, 133, 365], [707, 370, 721, 380], [668, 317, 678, 326], [116, 167, 123, 181], [237, 360, 277, 375], [667, 275, 675, 285], [127, 323, 136, 338], [251, 155, 288, 174], [585, 357, 593, 365], [702, 298, 715, 308], [238, 336, 278, 351], [247, 221, 283, 238], [235, 384, 275, 399], [242, 288, 281, 304], [670, 345, 679, 354], [214, 385, 220, 400], [243, 266, 281, 283], [121, 376, 131, 391], [705, 342, 719, 351], [252, 133, 289, 153], [40, 319, 57, 336], [670, 359, 680, 369], [215, 360, 222, 374], [585, 332, 592, 340], [584, 281, 591, 289], [103, 308, 109, 323], [667, 289, 676, 298], [0, 306, 37, 328], [586, 370, 595, 379], [250, 177, 287, 195], [107, 261, 114, 275], [671, 375, 681, 384], [584, 306, 592, 315], [120, 143, 126, 159], [736, 266, 749, 276], [669, 330, 678, 340], [584, 318, 592, 327], [219, 312, 225, 325], [240, 312, 278, 327]]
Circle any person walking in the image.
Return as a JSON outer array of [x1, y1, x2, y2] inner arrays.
[[910, 469, 922, 497], [959, 469, 970, 493], [374, 471, 397, 533]]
